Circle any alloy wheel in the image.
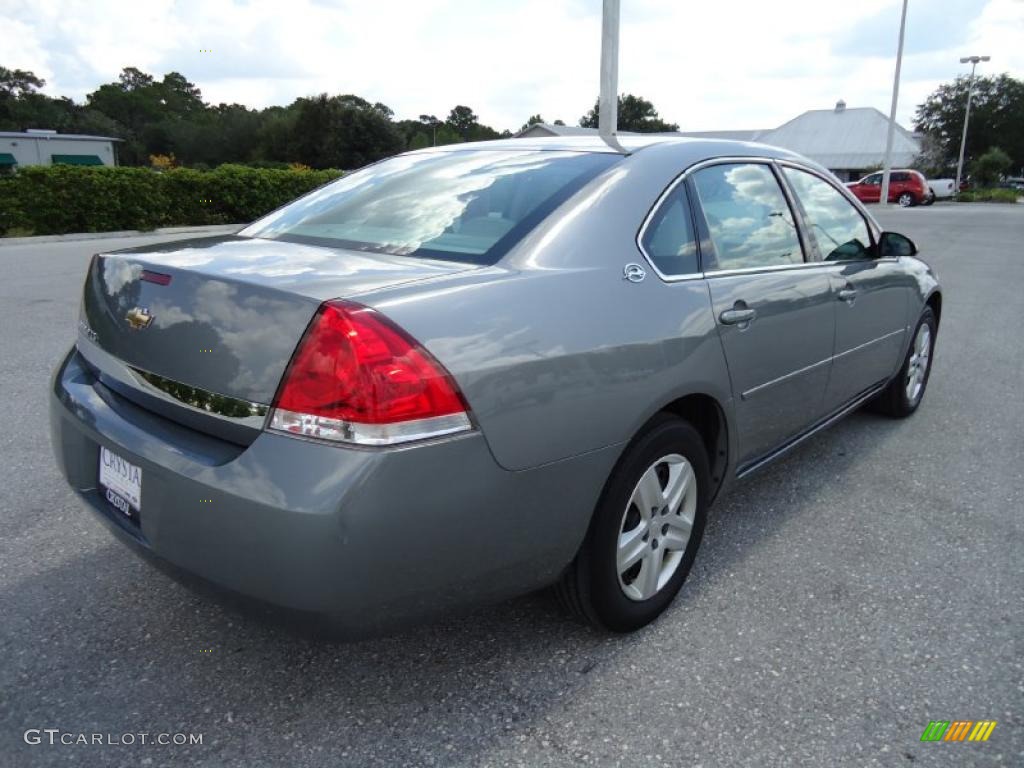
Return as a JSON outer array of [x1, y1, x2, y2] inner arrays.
[[905, 323, 932, 403], [898, 193, 913, 207], [616, 453, 697, 602]]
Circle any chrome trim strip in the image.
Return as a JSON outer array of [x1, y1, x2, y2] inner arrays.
[[76, 336, 269, 429], [705, 262, 832, 279], [832, 328, 906, 361], [741, 355, 833, 400], [736, 381, 887, 479], [267, 408, 472, 446], [741, 328, 906, 400]]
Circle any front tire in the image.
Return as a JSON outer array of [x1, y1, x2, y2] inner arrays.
[[556, 415, 709, 632], [872, 307, 936, 417]]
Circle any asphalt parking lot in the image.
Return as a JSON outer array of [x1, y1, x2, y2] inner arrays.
[[1, 204, 1021, 768]]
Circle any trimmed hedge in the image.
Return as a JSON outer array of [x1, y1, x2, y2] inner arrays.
[[0, 164, 343, 236], [956, 188, 1021, 203]]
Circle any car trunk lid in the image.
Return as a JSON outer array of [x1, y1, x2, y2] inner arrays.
[[78, 235, 477, 444]]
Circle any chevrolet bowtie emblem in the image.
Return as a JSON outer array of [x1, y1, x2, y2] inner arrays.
[[125, 307, 154, 330]]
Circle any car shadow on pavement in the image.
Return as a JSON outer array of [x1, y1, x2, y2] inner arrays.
[[3, 408, 906, 766]]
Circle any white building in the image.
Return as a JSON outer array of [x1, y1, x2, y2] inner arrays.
[[0, 129, 121, 170], [754, 101, 921, 181]]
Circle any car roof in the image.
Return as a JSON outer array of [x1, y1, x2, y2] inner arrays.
[[405, 134, 807, 163]]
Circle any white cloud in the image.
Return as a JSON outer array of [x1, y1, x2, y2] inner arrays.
[[1, 0, 1021, 132]]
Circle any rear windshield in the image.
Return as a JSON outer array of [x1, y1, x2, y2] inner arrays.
[[240, 150, 620, 265]]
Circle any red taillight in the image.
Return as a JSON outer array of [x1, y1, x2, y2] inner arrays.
[[268, 300, 471, 445]]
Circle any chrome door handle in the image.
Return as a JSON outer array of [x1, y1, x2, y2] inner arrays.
[[837, 288, 857, 303], [719, 308, 757, 325]]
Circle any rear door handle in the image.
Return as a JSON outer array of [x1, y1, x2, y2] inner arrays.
[[837, 288, 857, 303], [719, 308, 757, 325]]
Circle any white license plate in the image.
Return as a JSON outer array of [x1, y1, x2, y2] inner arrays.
[[98, 446, 142, 516]]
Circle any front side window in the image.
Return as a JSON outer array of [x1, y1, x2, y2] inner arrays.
[[691, 163, 803, 270], [240, 150, 619, 265], [640, 184, 698, 277], [783, 167, 872, 261], [863, 174, 882, 186]]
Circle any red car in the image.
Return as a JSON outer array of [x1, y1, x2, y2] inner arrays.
[[846, 170, 934, 207]]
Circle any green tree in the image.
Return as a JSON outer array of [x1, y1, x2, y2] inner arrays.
[[579, 94, 678, 132], [0, 67, 78, 131], [290, 93, 403, 169], [520, 113, 545, 132], [970, 146, 1012, 186], [408, 132, 431, 150], [446, 105, 478, 140], [157, 71, 205, 117], [254, 104, 299, 162], [0, 67, 45, 98], [914, 74, 1024, 176]]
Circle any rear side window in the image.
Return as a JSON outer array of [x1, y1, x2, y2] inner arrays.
[[640, 184, 698, 276], [240, 150, 619, 265], [892, 172, 909, 182], [782, 167, 872, 261], [691, 163, 803, 270]]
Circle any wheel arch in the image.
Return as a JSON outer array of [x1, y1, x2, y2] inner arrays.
[[925, 289, 942, 328], [659, 393, 729, 502], [607, 391, 731, 513]]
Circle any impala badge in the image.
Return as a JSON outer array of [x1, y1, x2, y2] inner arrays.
[[125, 307, 154, 330], [623, 263, 647, 283]]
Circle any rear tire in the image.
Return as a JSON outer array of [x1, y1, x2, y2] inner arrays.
[[556, 414, 709, 632], [898, 192, 916, 207], [871, 307, 936, 417]]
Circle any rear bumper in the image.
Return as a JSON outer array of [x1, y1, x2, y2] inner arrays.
[[49, 347, 617, 634]]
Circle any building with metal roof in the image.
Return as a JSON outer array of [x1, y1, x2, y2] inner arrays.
[[757, 101, 920, 180], [516, 123, 647, 138], [0, 130, 122, 170]]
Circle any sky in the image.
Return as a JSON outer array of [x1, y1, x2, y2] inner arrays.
[[2, 0, 1022, 133]]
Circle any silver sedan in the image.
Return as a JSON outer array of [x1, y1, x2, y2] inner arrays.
[[50, 136, 941, 634]]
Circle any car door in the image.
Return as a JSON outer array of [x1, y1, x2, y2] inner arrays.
[[779, 165, 909, 411], [690, 161, 836, 466], [858, 173, 882, 203], [889, 171, 910, 202]]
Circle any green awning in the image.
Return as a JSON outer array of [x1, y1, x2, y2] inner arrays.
[[0, 153, 16, 166], [51, 154, 103, 166]]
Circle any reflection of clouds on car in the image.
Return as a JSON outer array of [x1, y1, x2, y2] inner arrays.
[[693, 163, 802, 269], [782, 168, 871, 261], [725, 164, 784, 208], [242, 151, 614, 262]]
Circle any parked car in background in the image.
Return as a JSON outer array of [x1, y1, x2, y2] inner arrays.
[[847, 169, 933, 207], [997, 177, 1024, 191], [50, 137, 942, 635], [927, 178, 956, 200]]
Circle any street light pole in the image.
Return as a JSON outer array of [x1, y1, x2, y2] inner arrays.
[[880, 0, 909, 207], [954, 55, 990, 194]]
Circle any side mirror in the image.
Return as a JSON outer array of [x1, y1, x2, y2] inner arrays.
[[879, 231, 917, 257]]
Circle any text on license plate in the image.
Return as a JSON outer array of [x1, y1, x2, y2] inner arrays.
[[98, 446, 142, 515]]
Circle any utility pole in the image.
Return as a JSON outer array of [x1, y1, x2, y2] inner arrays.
[[954, 55, 990, 194], [880, 0, 908, 207], [598, 0, 624, 152]]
